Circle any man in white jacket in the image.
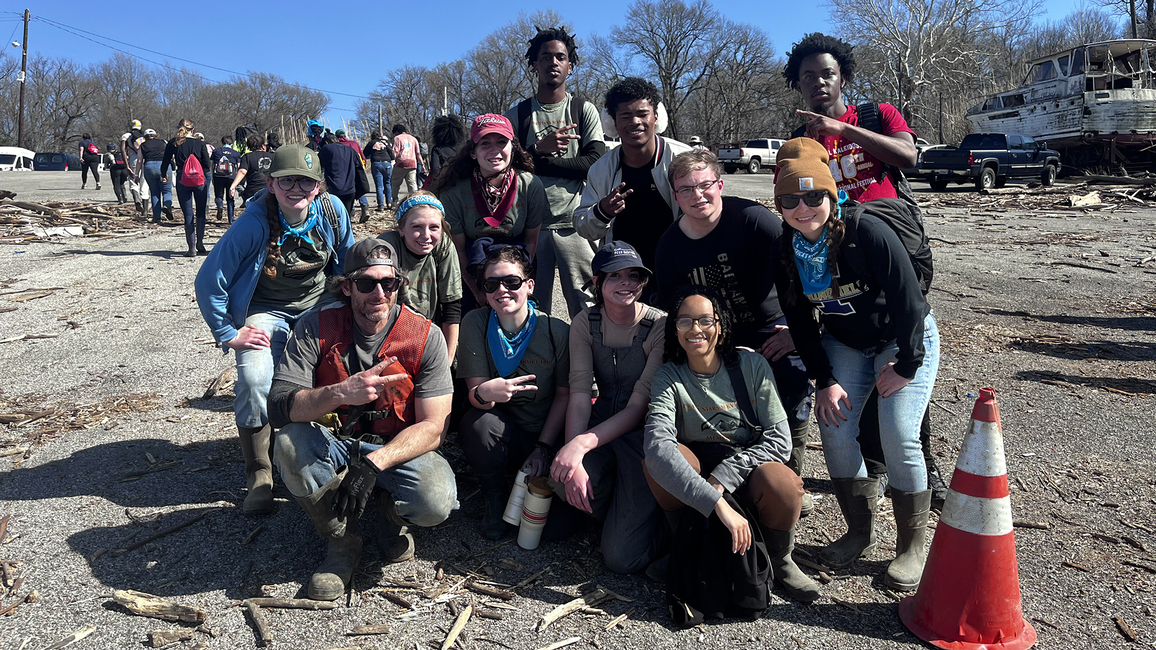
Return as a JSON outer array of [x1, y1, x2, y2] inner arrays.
[[573, 77, 691, 272]]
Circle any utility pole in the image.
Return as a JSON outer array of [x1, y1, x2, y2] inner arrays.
[[16, 9, 29, 149]]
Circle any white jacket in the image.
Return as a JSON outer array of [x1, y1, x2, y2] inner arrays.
[[573, 136, 692, 243]]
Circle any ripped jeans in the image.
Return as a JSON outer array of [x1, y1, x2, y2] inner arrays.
[[273, 421, 458, 527]]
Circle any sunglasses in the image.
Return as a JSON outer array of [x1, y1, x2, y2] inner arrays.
[[674, 316, 718, 332], [275, 176, 319, 192], [779, 191, 828, 209], [481, 275, 527, 293], [353, 276, 401, 293]]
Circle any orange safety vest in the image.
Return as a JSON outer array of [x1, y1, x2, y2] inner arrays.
[[315, 303, 431, 443]]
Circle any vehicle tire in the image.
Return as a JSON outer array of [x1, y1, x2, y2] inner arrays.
[[1041, 164, 1057, 187], [747, 158, 761, 174], [928, 176, 948, 192], [724, 166, 736, 174], [975, 166, 996, 191]]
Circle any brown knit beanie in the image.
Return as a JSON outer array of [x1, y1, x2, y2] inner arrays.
[[774, 137, 838, 213]]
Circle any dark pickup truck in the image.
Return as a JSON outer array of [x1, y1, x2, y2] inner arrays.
[[918, 133, 1062, 191]]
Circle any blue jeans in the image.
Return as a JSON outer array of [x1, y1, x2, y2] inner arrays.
[[274, 422, 458, 527], [233, 310, 299, 428], [371, 161, 393, 208], [176, 182, 208, 250], [142, 161, 172, 221], [817, 313, 940, 493]]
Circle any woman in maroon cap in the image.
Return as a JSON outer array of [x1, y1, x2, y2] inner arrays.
[[428, 113, 548, 311]]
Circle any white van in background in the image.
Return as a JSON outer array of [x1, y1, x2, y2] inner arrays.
[[0, 147, 36, 172]]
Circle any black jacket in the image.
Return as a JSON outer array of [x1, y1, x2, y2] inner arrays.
[[777, 210, 929, 384], [161, 139, 211, 183]]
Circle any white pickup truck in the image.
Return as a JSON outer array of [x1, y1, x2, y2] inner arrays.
[[716, 138, 785, 174]]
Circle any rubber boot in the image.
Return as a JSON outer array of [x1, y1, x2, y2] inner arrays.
[[238, 425, 274, 514], [215, 206, 224, 222], [358, 203, 370, 224], [375, 489, 414, 563], [819, 477, 879, 569], [295, 471, 362, 600], [477, 472, 510, 540], [884, 489, 931, 592], [787, 418, 813, 517], [764, 526, 820, 603]]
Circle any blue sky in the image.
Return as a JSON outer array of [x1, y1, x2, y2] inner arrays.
[[1, 0, 1101, 124]]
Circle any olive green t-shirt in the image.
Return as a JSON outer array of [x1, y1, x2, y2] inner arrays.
[[375, 230, 462, 321], [248, 221, 330, 314], [503, 95, 604, 229], [456, 306, 570, 434], [440, 171, 548, 243], [648, 349, 787, 446]]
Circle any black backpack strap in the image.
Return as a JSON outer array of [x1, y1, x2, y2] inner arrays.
[[724, 357, 763, 438], [790, 123, 806, 139], [572, 96, 588, 139], [632, 306, 659, 352], [587, 306, 602, 347], [517, 98, 533, 146]]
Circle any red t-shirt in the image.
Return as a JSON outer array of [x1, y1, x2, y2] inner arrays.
[[813, 103, 915, 203]]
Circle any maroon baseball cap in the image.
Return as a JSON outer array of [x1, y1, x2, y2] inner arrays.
[[471, 114, 514, 143]]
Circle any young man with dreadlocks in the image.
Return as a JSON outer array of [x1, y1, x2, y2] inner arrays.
[[506, 26, 606, 318], [782, 34, 948, 513]]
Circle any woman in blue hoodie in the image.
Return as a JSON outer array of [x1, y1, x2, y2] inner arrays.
[[195, 144, 354, 515]]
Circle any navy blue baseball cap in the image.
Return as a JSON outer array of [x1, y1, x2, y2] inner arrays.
[[592, 240, 650, 276]]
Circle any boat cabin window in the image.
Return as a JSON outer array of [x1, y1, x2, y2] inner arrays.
[[1057, 54, 1070, 76], [1002, 93, 1025, 107], [981, 96, 1003, 111], [1070, 48, 1085, 76], [1031, 60, 1058, 83]]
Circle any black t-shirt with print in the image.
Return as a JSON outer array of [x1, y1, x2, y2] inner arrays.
[[614, 159, 669, 271], [240, 151, 275, 197]]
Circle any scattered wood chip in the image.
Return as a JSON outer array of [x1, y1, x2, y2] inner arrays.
[[536, 587, 617, 632], [441, 600, 472, 650], [347, 624, 392, 636], [534, 638, 581, 650], [1112, 615, 1138, 642], [1123, 560, 1156, 574], [1030, 616, 1060, 630], [1012, 520, 1051, 530], [148, 629, 195, 647], [42, 625, 96, 650], [604, 608, 634, 630], [832, 597, 862, 613], [245, 600, 273, 646], [1122, 536, 1148, 552], [466, 580, 515, 601], [240, 524, 264, 546], [112, 590, 209, 623], [114, 511, 207, 553], [201, 368, 234, 400], [1062, 560, 1091, 572], [243, 598, 337, 610]]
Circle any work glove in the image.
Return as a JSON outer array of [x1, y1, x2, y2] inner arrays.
[[333, 444, 381, 521]]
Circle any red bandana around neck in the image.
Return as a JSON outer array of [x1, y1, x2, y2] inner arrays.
[[470, 168, 517, 228]]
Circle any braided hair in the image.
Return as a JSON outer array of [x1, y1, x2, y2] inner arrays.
[[261, 189, 282, 277]]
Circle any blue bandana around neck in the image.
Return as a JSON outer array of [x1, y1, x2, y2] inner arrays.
[[487, 304, 538, 377], [793, 227, 831, 295], [276, 202, 319, 246]]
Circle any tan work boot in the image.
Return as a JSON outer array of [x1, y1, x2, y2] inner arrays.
[[295, 471, 362, 600], [884, 489, 932, 591], [819, 477, 879, 569], [238, 425, 274, 514]]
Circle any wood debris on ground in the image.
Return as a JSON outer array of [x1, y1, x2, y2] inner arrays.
[[0, 391, 160, 460]]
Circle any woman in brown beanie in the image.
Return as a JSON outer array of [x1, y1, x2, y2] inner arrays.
[[772, 137, 940, 592]]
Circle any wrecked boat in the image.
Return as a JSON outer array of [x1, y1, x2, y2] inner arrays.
[[966, 39, 1156, 172]]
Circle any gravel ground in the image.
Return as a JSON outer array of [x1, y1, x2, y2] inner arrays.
[[0, 171, 1153, 649]]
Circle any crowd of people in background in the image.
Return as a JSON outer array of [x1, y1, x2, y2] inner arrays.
[[182, 28, 945, 622]]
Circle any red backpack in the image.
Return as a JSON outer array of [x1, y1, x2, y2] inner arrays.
[[180, 152, 205, 187], [85, 142, 100, 155]]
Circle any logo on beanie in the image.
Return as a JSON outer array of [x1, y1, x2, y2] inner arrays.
[[304, 153, 313, 169], [799, 178, 815, 191]]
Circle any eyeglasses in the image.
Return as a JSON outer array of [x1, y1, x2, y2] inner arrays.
[[481, 275, 527, 293], [674, 316, 718, 332], [674, 178, 722, 198], [276, 176, 319, 192], [353, 276, 401, 294], [779, 191, 828, 209]]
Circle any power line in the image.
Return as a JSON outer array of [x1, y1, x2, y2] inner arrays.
[[24, 12, 373, 103]]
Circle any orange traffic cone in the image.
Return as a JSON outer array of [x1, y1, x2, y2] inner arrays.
[[899, 387, 1036, 650]]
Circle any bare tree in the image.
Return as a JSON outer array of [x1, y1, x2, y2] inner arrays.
[[611, 0, 730, 139], [18, 56, 100, 152]]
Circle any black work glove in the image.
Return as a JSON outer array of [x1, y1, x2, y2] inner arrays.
[[333, 450, 381, 521]]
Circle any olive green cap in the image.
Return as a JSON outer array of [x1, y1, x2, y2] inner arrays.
[[269, 144, 323, 181]]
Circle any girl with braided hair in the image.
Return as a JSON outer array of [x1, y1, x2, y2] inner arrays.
[[195, 144, 354, 515]]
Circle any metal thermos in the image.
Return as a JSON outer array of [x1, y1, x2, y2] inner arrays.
[[517, 477, 553, 550], [502, 467, 531, 525]]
